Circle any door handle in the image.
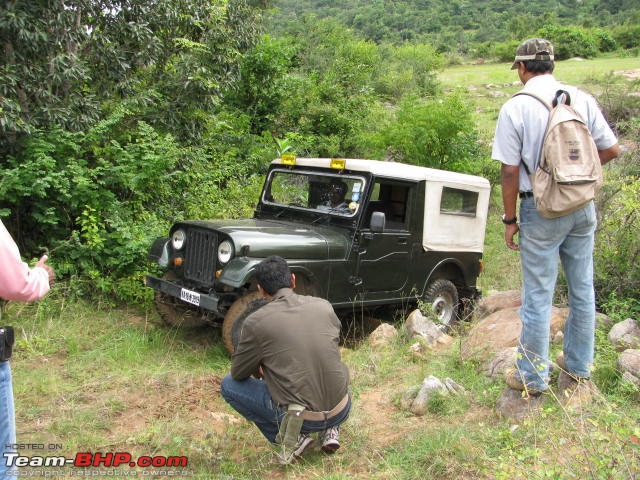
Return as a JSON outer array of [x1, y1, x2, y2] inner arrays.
[[398, 238, 408, 245]]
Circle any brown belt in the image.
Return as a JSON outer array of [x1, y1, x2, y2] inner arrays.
[[296, 393, 349, 421]]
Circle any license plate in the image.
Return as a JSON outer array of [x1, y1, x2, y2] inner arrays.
[[180, 288, 201, 307]]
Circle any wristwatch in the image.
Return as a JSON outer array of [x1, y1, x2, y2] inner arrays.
[[501, 214, 517, 225]]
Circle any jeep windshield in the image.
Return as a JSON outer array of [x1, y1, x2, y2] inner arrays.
[[262, 169, 366, 217]]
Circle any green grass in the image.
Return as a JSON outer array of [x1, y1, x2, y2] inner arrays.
[[7, 288, 639, 479], [438, 54, 640, 137]]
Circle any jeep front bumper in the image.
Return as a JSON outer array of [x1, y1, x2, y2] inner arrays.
[[145, 275, 221, 313]]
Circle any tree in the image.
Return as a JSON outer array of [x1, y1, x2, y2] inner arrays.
[[0, 0, 269, 155], [379, 92, 481, 172]]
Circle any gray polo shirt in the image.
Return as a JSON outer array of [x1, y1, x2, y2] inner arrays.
[[492, 74, 618, 192], [230, 288, 350, 411]]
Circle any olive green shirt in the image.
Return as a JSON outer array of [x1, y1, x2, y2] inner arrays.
[[230, 288, 349, 411]]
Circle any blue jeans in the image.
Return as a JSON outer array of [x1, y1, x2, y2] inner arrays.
[[220, 375, 351, 443], [0, 361, 17, 476], [517, 197, 597, 391]]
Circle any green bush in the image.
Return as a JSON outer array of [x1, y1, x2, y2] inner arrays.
[[612, 24, 640, 50], [0, 107, 271, 304], [595, 143, 640, 306], [375, 91, 483, 172], [536, 25, 599, 59]]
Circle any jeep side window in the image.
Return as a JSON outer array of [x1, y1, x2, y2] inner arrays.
[[366, 182, 410, 230], [440, 187, 479, 217]]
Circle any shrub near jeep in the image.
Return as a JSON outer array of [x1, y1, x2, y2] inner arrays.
[[146, 157, 490, 353]]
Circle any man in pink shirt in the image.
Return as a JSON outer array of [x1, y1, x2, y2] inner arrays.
[[1, 219, 54, 475]]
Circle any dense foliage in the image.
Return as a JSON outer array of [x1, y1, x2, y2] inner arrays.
[[268, 0, 640, 59], [0, 0, 638, 305]]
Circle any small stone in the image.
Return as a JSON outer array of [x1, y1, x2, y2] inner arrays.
[[496, 387, 544, 420]]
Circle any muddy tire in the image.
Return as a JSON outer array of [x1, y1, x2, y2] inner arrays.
[[222, 291, 268, 354], [422, 279, 459, 328], [154, 273, 209, 328]]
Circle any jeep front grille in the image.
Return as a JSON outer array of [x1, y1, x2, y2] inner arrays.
[[184, 229, 218, 284]]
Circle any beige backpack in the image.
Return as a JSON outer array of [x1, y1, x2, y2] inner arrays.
[[516, 89, 602, 218]]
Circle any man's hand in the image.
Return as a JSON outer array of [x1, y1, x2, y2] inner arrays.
[[35, 254, 55, 284], [252, 366, 264, 379], [504, 223, 520, 251]]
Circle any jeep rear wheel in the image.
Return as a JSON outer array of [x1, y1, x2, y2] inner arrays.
[[222, 291, 268, 354], [154, 273, 209, 328], [422, 279, 459, 327]]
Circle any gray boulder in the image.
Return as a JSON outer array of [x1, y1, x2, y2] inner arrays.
[[405, 309, 453, 348], [617, 349, 640, 386], [608, 318, 640, 351]]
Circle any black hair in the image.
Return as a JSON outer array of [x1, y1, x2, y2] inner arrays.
[[521, 59, 554, 74], [254, 255, 292, 295]]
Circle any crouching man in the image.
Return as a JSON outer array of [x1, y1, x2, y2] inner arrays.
[[220, 256, 351, 464]]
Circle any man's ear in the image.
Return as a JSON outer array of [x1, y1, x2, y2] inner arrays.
[[257, 284, 268, 299], [290, 273, 296, 290]]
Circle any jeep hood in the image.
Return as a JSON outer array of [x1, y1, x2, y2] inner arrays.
[[177, 218, 350, 259]]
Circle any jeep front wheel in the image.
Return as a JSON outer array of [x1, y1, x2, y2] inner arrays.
[[154, 273, 209, 328], [422, 279, 459, 327], [222, 291, 268, 354]]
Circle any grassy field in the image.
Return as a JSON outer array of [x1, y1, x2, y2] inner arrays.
[[5, 56, 640, 479]]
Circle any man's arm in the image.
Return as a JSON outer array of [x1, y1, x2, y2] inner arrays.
[[230, 326, 263, 380], [501, 164, 521, 251], [0, 223, 52, 301], [599, 143, 620, 166]]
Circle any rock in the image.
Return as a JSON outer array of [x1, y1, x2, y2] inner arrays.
[[411, 375, 448, 416], [444, 377, 466, 394], [405, 309, 453, 348], [622, 371, 639, 386], [552, 329, 564, 344], [475, 290, 521, 320], [484, 347, 517, 379], [400, 384, 422, 410], [617, 349, 640, 386], [408, 341, 427, 359], [461, 306, 566, 363], [496, 387, 544, 420], [608, 318, 640, 351], [368, 322, 398, 348]]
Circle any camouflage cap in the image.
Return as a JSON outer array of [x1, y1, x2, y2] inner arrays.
[[511, 38, 555, 69]]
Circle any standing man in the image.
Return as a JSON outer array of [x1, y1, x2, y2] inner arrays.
[[492, 39, 620, 404], [220, 256, 350, 464], [1, 220, 55, 476]]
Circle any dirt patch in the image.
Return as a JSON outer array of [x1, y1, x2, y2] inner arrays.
[[614, 68, 640, 80], [108, 374, 240, 443]]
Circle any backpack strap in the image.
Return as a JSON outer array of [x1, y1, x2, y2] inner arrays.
[[512, 90, 552, 175], [553, 89, 571, 107], [513, 90, 552, 111]]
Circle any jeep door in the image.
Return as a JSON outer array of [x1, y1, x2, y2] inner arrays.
[[353, 180, 418, 294]]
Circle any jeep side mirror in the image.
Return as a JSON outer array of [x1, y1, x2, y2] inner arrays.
[[370, 211, 386, 233]]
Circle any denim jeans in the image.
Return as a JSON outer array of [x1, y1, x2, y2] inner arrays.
[[0, 361, 17, 476], [220, 375, 351, 443], [517, 197, 597, 391]]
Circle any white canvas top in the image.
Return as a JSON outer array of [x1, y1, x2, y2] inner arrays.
[[271, 158, 491, 253], [271, 157, 490, 188]]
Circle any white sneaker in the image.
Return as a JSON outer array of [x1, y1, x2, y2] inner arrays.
[[276, 434, 314, 465], [321, 426, 340, 453]]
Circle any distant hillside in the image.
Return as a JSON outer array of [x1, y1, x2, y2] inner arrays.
[[267, 0, 640, 53]]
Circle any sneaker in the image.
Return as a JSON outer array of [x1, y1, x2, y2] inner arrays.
[[504, 368, 543, 397], [276, 434, 314, 465], [557, 370, 599, 409], [321, 426, 340, 453]]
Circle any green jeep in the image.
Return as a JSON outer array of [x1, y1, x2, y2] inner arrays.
[[146, 157, 490, 352]]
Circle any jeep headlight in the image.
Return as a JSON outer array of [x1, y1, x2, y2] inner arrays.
[[172, 229, 186, 250], [218, 240, 234, 264]]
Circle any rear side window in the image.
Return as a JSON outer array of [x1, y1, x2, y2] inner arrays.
[[440, 187, 478, 217]]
